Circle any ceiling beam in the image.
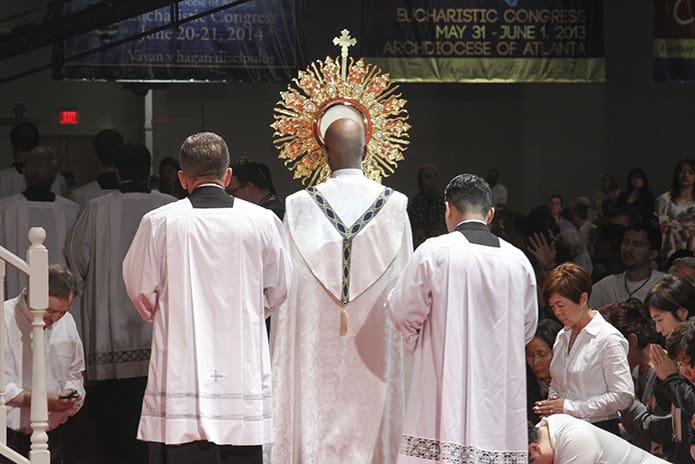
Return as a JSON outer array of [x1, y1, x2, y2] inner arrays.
[[0, 0, 173, 61]]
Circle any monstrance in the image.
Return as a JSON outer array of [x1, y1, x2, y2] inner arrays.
[[271, 29, 411, 186]]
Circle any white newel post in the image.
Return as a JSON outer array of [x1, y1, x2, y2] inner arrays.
[[26, 228, 49, 464]]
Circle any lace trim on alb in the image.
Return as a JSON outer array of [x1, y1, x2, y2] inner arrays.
[[400, 435, 528, 464]]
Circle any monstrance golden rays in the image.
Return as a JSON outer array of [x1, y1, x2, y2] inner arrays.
[[271, 29, 411, 186]]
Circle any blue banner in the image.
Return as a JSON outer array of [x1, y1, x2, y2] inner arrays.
[[654, 0, 695, 82], [62, 0, 298, 81], [362, 0, 605, 82]]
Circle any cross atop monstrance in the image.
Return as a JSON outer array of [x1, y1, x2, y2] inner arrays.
[[332, 29, 356, 82], [272, 28, 410, 186]]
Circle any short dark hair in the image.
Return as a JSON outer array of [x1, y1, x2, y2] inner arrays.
[[542, 262, 592, 305], [116, 143, 151, 182], [644, 274, 695, 321], [624, 222, 661, 253], [230, 159, 276, 194], [159, 156, 181, 172], [600, 300, 657, 349], [48, 264, 78, 300], [444, 173, 492, 216], [179, 132, 229, 180], [94, 129, 124, 167], [548, 194, 564, 205], [24, 146, 58, 189], [10, 122, 39, 152], [533, 319, 562, 349], [571, 202, 589, 221]]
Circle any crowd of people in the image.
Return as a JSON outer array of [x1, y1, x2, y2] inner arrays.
[[489, 163, 695, 461], [2, 116, 695, 464]]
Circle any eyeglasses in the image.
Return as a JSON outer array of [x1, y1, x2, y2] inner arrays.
[[229, 183, 248, 195]]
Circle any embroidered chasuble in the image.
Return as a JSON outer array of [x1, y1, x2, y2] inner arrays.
[[271, 171, 412, 464], [305, 186, 393, 333]]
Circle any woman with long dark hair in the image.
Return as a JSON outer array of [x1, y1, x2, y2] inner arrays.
[[617, 168, 656, 225], [657, 159, 695, 258]]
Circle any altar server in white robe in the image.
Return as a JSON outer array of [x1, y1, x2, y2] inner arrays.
[[271, 118, 412, 464], [69, 128, 122, 209], [0, 146, 80, 300], [387, 173, 538, 464], [123, 132, 291, 464], [65, 143, 175, 463], [0, 122, 69, 199]]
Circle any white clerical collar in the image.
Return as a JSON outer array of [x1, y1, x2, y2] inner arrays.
[[455, 219, 487, 228], [197, 183, 224, 189], [331, 168, 364, 178]]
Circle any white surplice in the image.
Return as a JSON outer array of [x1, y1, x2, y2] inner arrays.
[[4, 293, 85, 433], [0, 167, 24, 198], [122, 195, 291, 446], [0, 193, 80, 298], [64, 190, 176, 381], [70, 180, 113, 209], [387, 227, 538, 464], [271, 169, 412, 464]]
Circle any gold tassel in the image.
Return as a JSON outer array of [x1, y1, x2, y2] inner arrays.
[[340, 308, 348, 336]]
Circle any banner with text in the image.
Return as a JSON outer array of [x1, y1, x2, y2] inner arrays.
[[654, 0, 695, 82], [62, 0, 298, 81], [362, 0, 605, 83]]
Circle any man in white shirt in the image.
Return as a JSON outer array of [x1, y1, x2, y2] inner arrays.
[[486, 168, 508, 207], [0, 146, 80, 300], [2, 264, 85, 464], [70, 129, 123, 208], [387, 173, 538, 464], [590, 223, 664, 308], [65, 143, 175, 463], [271, 118, 412, 463], [123, 132, 291, 464], [528, 414, 668, 463]]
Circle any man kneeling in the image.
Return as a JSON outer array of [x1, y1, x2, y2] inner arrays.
[[528, 414, 668, 463], [2, 264, 85, 464]]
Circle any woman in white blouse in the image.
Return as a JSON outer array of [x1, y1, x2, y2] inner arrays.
[[533, 263, 634, 435], [657, 159, 695, 258]]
